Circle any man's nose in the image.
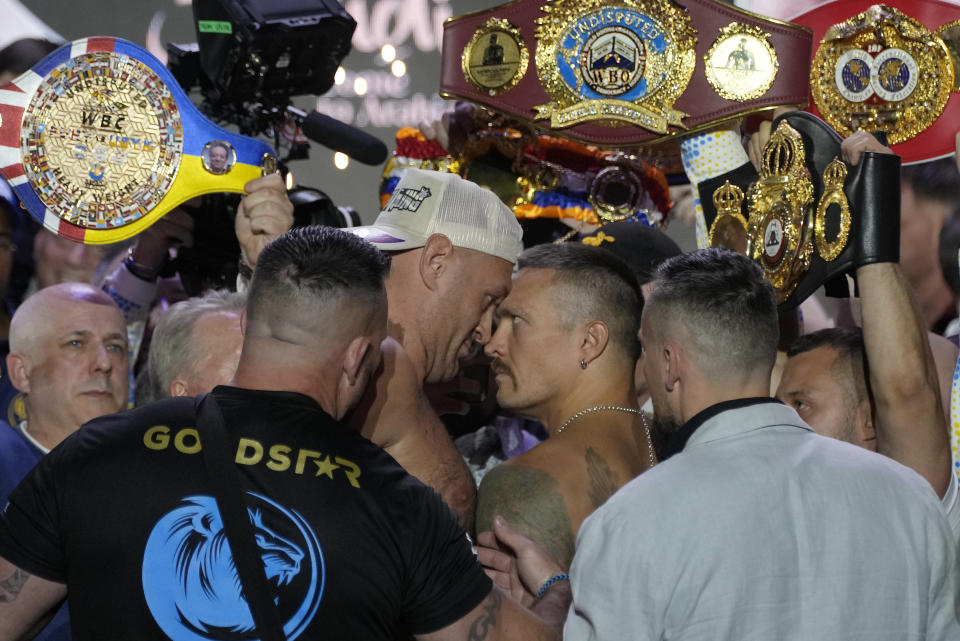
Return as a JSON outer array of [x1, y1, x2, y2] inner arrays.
[[473, 305, 495, 345]]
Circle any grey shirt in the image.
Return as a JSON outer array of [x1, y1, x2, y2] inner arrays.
[[566, 401, 960, 640]]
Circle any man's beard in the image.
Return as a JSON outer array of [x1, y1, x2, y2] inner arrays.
[[649, 404, 682, 462]]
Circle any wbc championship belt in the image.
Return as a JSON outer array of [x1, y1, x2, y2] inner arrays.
[[440, 0, 813, 146], [697, 111, 901, 310], [0, 37, 276, 244], [792, 0, 960, 164]]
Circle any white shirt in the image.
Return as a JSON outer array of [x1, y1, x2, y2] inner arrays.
[[941, 467, 960, 544], [565, 401, 960, 641]]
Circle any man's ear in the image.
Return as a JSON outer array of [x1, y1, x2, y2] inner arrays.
[[342, 335, 373, 386], [169, 379, 190, 397], [6, 353, 31, 394], [418, 234, 454, 291], [240, 308, 247, 336], [856, 398, 877, 450], [579, 320, 610, 366], [663, 339, 682, 393]]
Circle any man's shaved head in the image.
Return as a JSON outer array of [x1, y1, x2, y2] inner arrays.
[[10, 283, 119, 355], [6, 282, 128, 443]]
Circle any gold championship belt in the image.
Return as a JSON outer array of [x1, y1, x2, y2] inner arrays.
[[793, 0, 960, 164], [440, 0, 813, 146], [0, 37, 276, 244], [697, 111, 901, 309]]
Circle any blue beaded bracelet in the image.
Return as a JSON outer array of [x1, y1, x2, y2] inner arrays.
[[535, 573, 570, 599]]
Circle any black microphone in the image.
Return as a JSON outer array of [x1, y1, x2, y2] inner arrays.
[[298, 110, 388, 166]]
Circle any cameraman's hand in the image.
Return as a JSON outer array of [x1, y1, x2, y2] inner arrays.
[[236, 174, 294, 268], [130, 206, 195, 276]]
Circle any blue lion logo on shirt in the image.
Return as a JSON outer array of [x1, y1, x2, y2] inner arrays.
[[142, 494, 324, 641]]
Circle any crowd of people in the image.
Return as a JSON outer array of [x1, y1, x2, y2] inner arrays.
[[0, 33, 959, 641]]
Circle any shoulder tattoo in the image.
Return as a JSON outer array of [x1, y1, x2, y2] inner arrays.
[[585, 447, 619, 509], [477, 465, 576, 568]]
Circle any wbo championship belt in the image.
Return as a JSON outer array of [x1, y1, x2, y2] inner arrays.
[[0, 37, 276, 244], [792, 0, 960, 164], [440, 0, 812, 147], [697, 111, 901, 310]]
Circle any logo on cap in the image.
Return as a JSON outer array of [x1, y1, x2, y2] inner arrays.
[[386, 185, 432, 213]]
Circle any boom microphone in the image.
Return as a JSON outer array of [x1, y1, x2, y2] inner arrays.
[[299, 110, 389, 166]]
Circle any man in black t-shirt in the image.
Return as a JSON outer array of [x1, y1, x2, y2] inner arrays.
[[0, 227, 565, 641]]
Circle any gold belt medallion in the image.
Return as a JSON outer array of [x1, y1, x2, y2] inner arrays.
[[810, 4, 953, 144], [533, 0, 697, 134], [746, 121, 814, 303], [462, 18, 530, 96], [21, 51, 183, 230], [704, 22, 780, 102]]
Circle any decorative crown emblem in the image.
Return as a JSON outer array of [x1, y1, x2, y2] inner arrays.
[[822, 157, 848, 187], [761, 121, 806, 179], [713, 180, 744, 215]]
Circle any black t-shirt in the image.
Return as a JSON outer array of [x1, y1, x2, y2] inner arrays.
[[0, 386, 490, 640]]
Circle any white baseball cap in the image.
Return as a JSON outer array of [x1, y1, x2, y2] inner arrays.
[[351, 169, 523, 264]]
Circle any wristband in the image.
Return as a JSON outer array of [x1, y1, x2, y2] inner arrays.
[[535, 573, 569, 600]]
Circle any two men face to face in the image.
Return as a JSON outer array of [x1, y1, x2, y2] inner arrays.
[[426, 249, 513, 384]]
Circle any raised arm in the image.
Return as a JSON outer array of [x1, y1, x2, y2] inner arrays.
[[843, 132, 951, 496]]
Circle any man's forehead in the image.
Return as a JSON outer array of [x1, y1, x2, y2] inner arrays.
[[498, 268, 557, 313], [781, 346, 841, 388], [47, 299, 125, 334]]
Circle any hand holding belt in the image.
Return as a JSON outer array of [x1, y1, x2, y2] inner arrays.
[[0, 37, 276, 244], [698, 111, 900, 310], [441, 0, 812, 147]]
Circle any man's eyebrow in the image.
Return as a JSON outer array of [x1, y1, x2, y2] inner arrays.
[[495, 300, 518, 318]]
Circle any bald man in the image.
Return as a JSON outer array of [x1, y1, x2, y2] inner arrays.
[[0, 283, 127, 641], [0, 282, 128, 495]]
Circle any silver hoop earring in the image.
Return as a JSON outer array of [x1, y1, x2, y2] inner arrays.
[[580, 359, 588, 370]]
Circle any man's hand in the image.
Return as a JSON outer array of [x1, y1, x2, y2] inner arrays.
[[235, 174, 294, 268], [841, 129, 893, 166], [747, 107, 798, 170], [476, 516, 565, 607]]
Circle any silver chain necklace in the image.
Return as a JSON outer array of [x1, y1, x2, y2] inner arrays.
[[555, 405, 656, 468]]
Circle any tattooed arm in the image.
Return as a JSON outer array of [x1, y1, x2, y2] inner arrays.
[[417, 587, 562, 641], [476, 465, 576, 569], [0, 556, 66, 641]]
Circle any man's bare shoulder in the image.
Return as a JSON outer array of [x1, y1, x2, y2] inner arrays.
[[506, 436, 598, 481], [350, 337, 427, 444], [476, 459, 577, 568]]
